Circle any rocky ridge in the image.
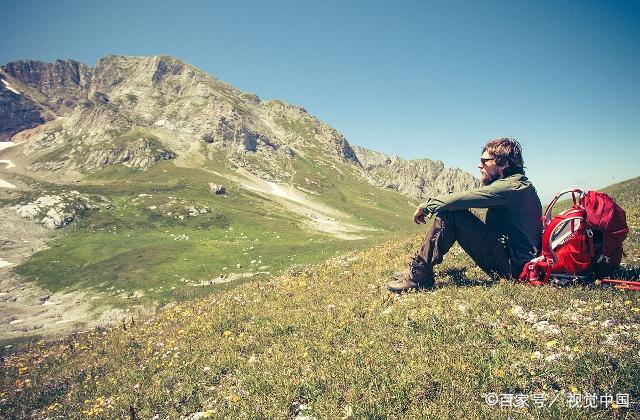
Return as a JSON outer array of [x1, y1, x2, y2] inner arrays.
[[352, 145, 478, 200]]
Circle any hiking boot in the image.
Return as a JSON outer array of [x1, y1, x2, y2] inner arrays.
[[386, 255, 435, 293]]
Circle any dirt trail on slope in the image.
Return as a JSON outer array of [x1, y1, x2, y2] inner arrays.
[[200, 166, 375, 240]]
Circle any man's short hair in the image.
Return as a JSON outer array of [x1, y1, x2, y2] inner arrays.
[[483, 137, 525, 176]]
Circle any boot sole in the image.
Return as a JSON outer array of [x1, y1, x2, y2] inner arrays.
[[386, 283, 434, 293]]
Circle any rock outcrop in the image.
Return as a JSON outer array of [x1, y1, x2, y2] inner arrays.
[[80, 137, 176, 170], [208, 183, 226, 195], [13, 191, 112, 229]]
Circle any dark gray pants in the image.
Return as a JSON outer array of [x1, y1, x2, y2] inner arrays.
[[418, 210, 517, 279]]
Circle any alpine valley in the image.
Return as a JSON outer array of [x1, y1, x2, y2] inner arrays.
[[0, 55, 477, 342]]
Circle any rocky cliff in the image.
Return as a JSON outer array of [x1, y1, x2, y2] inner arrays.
[[1, 55, 476, 197], [0, 60, 92, 141], [0, 80, 47, 141], [2, 59, 92, 115]]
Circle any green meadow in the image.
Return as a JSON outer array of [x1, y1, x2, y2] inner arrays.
[[9, 157, 416, 308]]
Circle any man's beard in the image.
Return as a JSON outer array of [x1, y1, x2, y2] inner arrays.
[[480, 172, 500, 186]]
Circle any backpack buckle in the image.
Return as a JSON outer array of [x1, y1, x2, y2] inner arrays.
[[586, 229, 593, 238]]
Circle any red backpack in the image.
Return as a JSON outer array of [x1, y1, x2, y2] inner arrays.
[[520, 189, 628, 286]]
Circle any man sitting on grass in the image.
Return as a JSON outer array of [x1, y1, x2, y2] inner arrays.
[[387, 138, 542, 293]]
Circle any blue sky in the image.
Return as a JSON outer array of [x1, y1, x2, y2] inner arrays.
[[2, 0, 639, 201]]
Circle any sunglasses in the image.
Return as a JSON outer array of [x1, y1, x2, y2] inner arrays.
[[480, 157, 495, 165]]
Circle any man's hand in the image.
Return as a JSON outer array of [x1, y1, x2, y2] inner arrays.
[[413, 206, 427, 224]]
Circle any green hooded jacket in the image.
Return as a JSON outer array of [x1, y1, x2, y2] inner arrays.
[[419, 173, 543, 269]]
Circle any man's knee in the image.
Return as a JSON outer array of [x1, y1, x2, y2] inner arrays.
[[426, 211, 476, 246]]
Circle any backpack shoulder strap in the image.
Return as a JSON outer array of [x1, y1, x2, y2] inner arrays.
[[543, 188, 584, 226]]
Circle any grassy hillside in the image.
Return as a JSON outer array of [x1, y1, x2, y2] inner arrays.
[[603, 176, 640, 206], [1, 180, 638, 419], [604, 177, 640, 262]]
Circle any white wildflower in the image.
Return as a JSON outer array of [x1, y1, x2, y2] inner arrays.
[[544, 353, 561, 362], [510, 305, 525, 318]]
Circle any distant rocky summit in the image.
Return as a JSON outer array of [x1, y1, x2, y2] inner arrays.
[[352, 146, 478, 200], [0, 55, 476, 198]]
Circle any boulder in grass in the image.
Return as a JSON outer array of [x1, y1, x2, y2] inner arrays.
[[208, 183, 226, 195]]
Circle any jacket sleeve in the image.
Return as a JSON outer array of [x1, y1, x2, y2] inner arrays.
[[419, 183, 509, 213]]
